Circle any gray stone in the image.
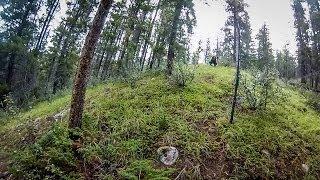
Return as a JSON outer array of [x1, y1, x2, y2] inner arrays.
[[262, 150, 270, 156], [302, 164, 309, 173], [53, 109, 70, 121], [157, 146, 179, 166]]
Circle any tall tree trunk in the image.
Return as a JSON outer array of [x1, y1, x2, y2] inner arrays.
[[69, 0, 113, 129], [118, 2, 140, 71], [149, 34, 162, 69], [35, 0, 59, 52], [230, 10, 240, 124], [140, 0, 161, 71], [46, 31, 65, 94], [98, 27, 123, 79], [166, 0, 183, 76]]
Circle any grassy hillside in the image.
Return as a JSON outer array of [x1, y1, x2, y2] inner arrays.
[[0, 65, 320, 179]]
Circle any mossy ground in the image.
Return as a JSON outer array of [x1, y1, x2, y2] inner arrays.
[[0, 65, 319, 179]]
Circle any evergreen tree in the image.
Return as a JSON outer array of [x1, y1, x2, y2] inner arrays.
[[222, 0, 253, 68], [45, 0, 98, 95], [204, 38, 212, 64], [275, 45, 297, 81], [221, 26, 233, 65], [166, 0, 196, 75], [292, 0, 312, 85], [239, 11, 254, 68], [192, 40, 203, 65], [227, 0, 244, 123], [0, 0, 41, 105], [256, 23, 275, 108], [306, 0, 320, 89], [256, 23, 274, 71]]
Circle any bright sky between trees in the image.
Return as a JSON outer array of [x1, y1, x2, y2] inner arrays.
[[192, 0, 297, 54], [55, 0, 297, 56]]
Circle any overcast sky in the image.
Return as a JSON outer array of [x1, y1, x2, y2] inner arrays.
[[1, 0, 297, 55], [191, 0, 297, 54]]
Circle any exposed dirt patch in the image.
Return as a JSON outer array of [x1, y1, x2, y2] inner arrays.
[[164, 118, 231, 179], [202, 75, 216, 84], [195, 118, 231, 179]]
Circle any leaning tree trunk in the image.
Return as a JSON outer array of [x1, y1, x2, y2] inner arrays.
[[230, 9, 240, 124], [166, 0, 183, 76], [140, 0, 161, 71], [69, 0, 113, 129], [35, 0, 59, 52]]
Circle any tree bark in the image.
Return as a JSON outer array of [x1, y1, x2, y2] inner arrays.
[[166, 0, 183, 76], [140, 0, 161, 71], [230, 9, 240, 124], [46, 31, 65, 94], [35, 0, 59, 52], [118, 2, 140, 70], [69, 0, 113, 129]]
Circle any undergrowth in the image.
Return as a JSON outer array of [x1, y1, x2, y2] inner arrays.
[[1, 65, 320, 179]]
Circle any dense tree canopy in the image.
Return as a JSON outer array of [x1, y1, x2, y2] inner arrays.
[[0, 0, 318, 108]]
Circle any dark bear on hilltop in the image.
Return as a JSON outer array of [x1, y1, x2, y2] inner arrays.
[[209, 56, 218, 66]]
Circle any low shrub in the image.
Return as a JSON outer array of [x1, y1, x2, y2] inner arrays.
[[10, 124, 79, 179], [169, 63, 195, 87]]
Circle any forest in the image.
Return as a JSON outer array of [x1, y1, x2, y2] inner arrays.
[[0, 0, 320, 179]]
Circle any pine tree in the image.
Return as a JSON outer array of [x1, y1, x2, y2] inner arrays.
[[0, 0, 41, 105], [69, 0, 113, 129], [221, 26, 233, 65], [227, 0, 244, 123], [292, 0, 312, 85], [34, 0, 60, 53], [306, 0, 320, 89], [256, 23, 274, 71], [256, 23, 275, 108], [46, 0, 98, 94], [204, 38, 212, 64], [166, 0, 184, 75], [275, 45, 296, 81], [239, 11, 254, 68], [139, 0, 162, 71], [222, 0, 253, 68], [192, 40, 203, 65]]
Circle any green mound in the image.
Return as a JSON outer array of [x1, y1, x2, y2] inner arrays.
[[0, 65, 319, 179]]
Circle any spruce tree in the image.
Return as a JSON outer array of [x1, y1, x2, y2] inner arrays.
[[292, 0, 312, 85], [204, 38, 212, 64], [256, 23, 274, 71], [0, 0, 41, 105]]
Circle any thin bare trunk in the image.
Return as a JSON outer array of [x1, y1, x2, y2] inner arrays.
[[230, 10, 240, 124], [69, 0, 113, 129], [140, 0, 161, 71], [36, 0, 59, 52], [166, 0, 183, 75]]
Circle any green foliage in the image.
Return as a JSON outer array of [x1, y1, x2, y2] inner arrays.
[[256, 23, 274, 71], [1, 66, 320, 179], [120, 66, 143, 88], [275, 47, 296, 81], [0, 83, 9, 108], [2, 93, 18, 115], [220, 85, 320, 179], [169, 63, 195, 87], [119, 160, 174, 180], [241, 68, 279, 110], [11, 124, 79, 179], [303, 90, 320, 112]]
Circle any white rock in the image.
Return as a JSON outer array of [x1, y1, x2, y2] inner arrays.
[[262, 150, 270, 156], [157, 146, 179, 166], [53, 109, 70, 121], [302, 164, 309, 173]]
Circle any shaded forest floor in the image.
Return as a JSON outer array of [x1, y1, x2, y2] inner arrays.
[[0, 65, 320, 179]]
